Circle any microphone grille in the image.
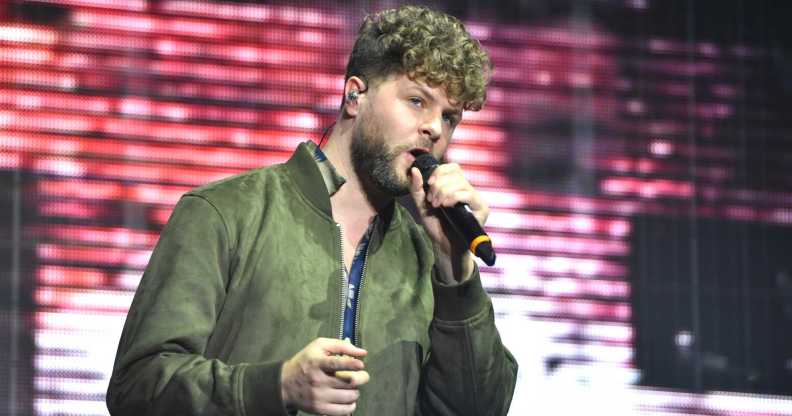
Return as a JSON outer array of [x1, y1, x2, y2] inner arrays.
[[412, 152, 439, 176]]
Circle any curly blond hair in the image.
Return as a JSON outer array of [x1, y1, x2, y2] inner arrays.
[[345, 5, 492, 111]]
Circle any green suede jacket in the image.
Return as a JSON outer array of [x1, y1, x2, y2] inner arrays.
[[106, 142, 518, 415]]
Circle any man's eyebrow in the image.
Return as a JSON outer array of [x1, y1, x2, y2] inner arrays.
[[409, 84, 437, 103], [413, 83, 463, 116]]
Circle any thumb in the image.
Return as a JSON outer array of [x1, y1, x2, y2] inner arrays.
[[409, 167, 427, 207]]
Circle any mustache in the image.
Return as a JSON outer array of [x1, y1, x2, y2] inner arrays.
[[390, 141, 434, 158]]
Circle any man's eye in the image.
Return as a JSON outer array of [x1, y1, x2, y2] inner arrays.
[[409, 97, 423, 107]]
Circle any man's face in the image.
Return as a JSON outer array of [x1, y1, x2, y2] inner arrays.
[[351, 74, 463, 196]]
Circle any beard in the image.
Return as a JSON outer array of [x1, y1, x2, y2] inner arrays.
[[350, 114, 413, 197]]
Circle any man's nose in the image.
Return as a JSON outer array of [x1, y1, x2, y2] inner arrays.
[[420, 112, 443, 143]]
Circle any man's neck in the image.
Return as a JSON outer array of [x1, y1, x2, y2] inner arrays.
[[321, 130, 391, 221]]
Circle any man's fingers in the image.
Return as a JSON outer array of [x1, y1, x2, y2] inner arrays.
[[322, 385, 361, 403], [430, 183, 472, 207], [314, 402, 357, 416], [426, 171, 470, 203], [307, 383, 360, 415], [319, 355, 365, 373], [334, 370, 370, 386], [429, 162, 461, 185], [283, 338, 368, 414], [318, 338, 368, 358]]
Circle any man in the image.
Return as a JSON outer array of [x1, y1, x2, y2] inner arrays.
[[106, 5, 517, 416]]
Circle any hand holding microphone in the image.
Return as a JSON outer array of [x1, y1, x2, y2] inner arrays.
[[409, 153, 496, 268]]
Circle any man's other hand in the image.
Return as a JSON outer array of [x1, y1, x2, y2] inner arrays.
[[280, 338, 369, 415]]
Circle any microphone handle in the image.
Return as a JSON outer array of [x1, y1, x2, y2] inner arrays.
[[438, 202, 496, 266]]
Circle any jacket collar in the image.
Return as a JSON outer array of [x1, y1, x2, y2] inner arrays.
[[306, 141, 347, 198], [285, 141, 335, 217]]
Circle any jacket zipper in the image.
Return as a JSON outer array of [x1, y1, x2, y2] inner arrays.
[[336, 223, 347, 340], [353, 245, 370, 346], [353, 219, 374, 347]]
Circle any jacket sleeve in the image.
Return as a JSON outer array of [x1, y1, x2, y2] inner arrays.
[[106, 195, 289, 416], [417, 266, 519, 416]]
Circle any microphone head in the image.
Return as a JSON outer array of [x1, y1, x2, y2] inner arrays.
[[412, 152, 439, 185]]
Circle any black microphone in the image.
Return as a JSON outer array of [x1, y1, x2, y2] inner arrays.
[[412, 153, 496, 266]]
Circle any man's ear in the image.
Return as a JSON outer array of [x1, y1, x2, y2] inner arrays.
[[343, 76, 367, 117]]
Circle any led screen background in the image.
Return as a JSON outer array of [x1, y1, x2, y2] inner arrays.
[[1, 0, 792, 415]]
